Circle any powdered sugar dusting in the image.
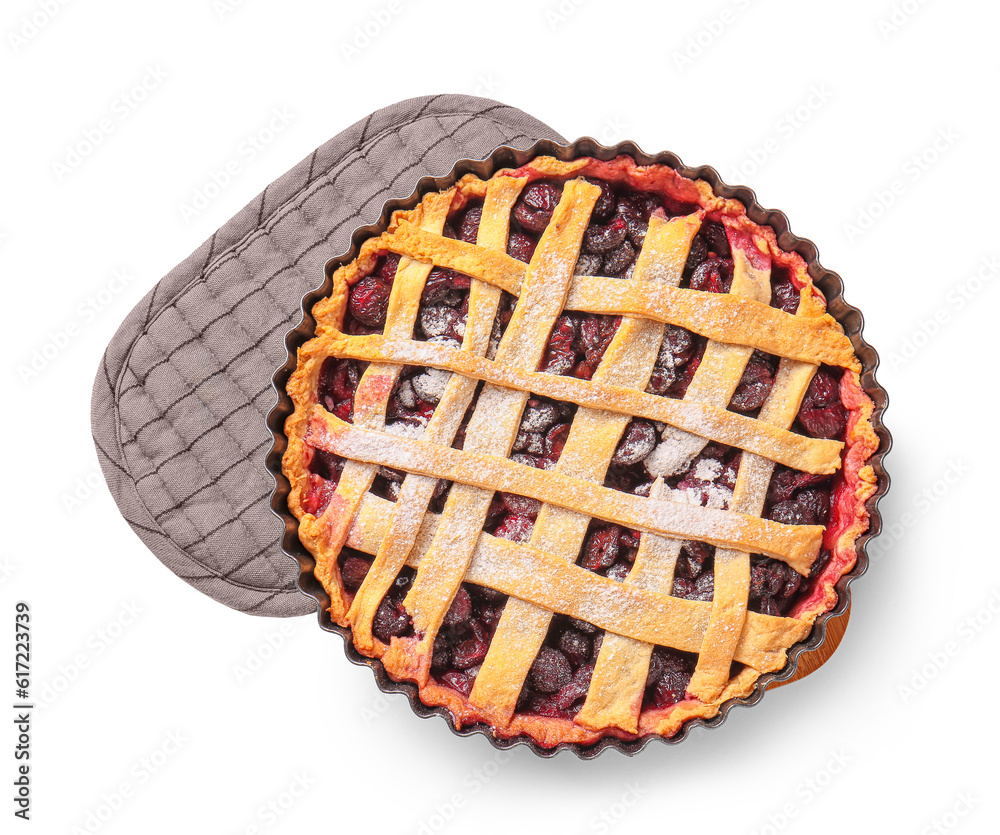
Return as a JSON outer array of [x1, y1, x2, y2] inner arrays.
[[693, 458, 722, 482], [396, 378, 417, 410], [670, 482, 732, 511], [520, 401, 558, 433], [384, 419, 428, 439], [428, 334, 462, 350], [644, 430, 706, 477], [412, 368, 449, 404]]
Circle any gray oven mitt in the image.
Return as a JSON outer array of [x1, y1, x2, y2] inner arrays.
[[92, 94, 565, 617]]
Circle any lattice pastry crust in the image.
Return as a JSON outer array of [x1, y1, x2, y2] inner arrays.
[[283, 155, 878, 747]]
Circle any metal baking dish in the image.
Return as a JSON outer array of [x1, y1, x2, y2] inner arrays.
[[264, 138, 892, 757]]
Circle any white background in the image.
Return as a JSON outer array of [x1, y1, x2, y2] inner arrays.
[[1, 0, 996, 833]]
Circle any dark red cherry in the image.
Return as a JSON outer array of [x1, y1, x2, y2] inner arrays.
[[685, 235, 708, 272], [422, 268, 457, 304], [617, 195, 649, 247], [772, 279, 800, 313], [557, 630, 592, 668], [458, 206, 482, 243], [419, 305, 465, 341], [602, 240, 637, 275], [703, 222, 731, 257], [440, 670, 474, 696], [349, 276, 391, 327], [583, 216, 628, 253], [808, 369, 841, 405], [452, 621, 489, 669], [730, 360, 774, 412], [658, 324, 694, 368], [376, 253, 400, 281], [500, 493, 542, 518], [581, 526, 620, 571], [514, 182, 561, 233], [611, 420, 657, 466], [578, 315, 618, 364], [796, 488, 831, 523], [584, 177, 616, 220], [507, 232, 536, 263], [574, 252, 603, 275], [799, 404, 847, 439], [769, 501, 816, 526], [442, 587, 473, 629], [528, 647, 573, 693], [690, 259, 726, 294], [493, 514, 534, 544], [798, 370, 847, 439], [341, 556, 372, 591], [540, 315, 577, 375], [553, 664, 594, 711], [766, 468, 832, 504], [544, 423, 570, 460], [372, 599, 410, 643]]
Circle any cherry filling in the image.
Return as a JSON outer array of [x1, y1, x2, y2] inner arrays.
[[316, 356, 366, 422], [339, 557, 416, 644], [417, 271, 469, 345], [770, 263, 801, 314], [517, 615, 604, 718], [304, 175, 855, 722], [344, 253, 401, 335], [431, 583, 510, 696], [797, 364, 848, 440]]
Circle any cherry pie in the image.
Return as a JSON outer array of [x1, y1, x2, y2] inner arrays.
[[281, 154, 879, 748]]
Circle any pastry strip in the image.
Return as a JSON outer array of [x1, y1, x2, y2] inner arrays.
[[343, 492, 812, 671], [575, 479, 683, 733], [379, 225, 853, 367], [296, 191, 452, 620], [317, 334, 843, 474], [345, 177, 527, 650], [384, 179, 602, 681], [572, 239, 771, 730], [306, 395, 824, 572], [688, 345, 820, 699], [564, 279, 853, 368], [468, 213, 701, 723], [649, 238, 774, 476]]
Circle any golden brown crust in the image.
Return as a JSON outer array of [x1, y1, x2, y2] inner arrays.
[[282, 155, 878, 747]]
